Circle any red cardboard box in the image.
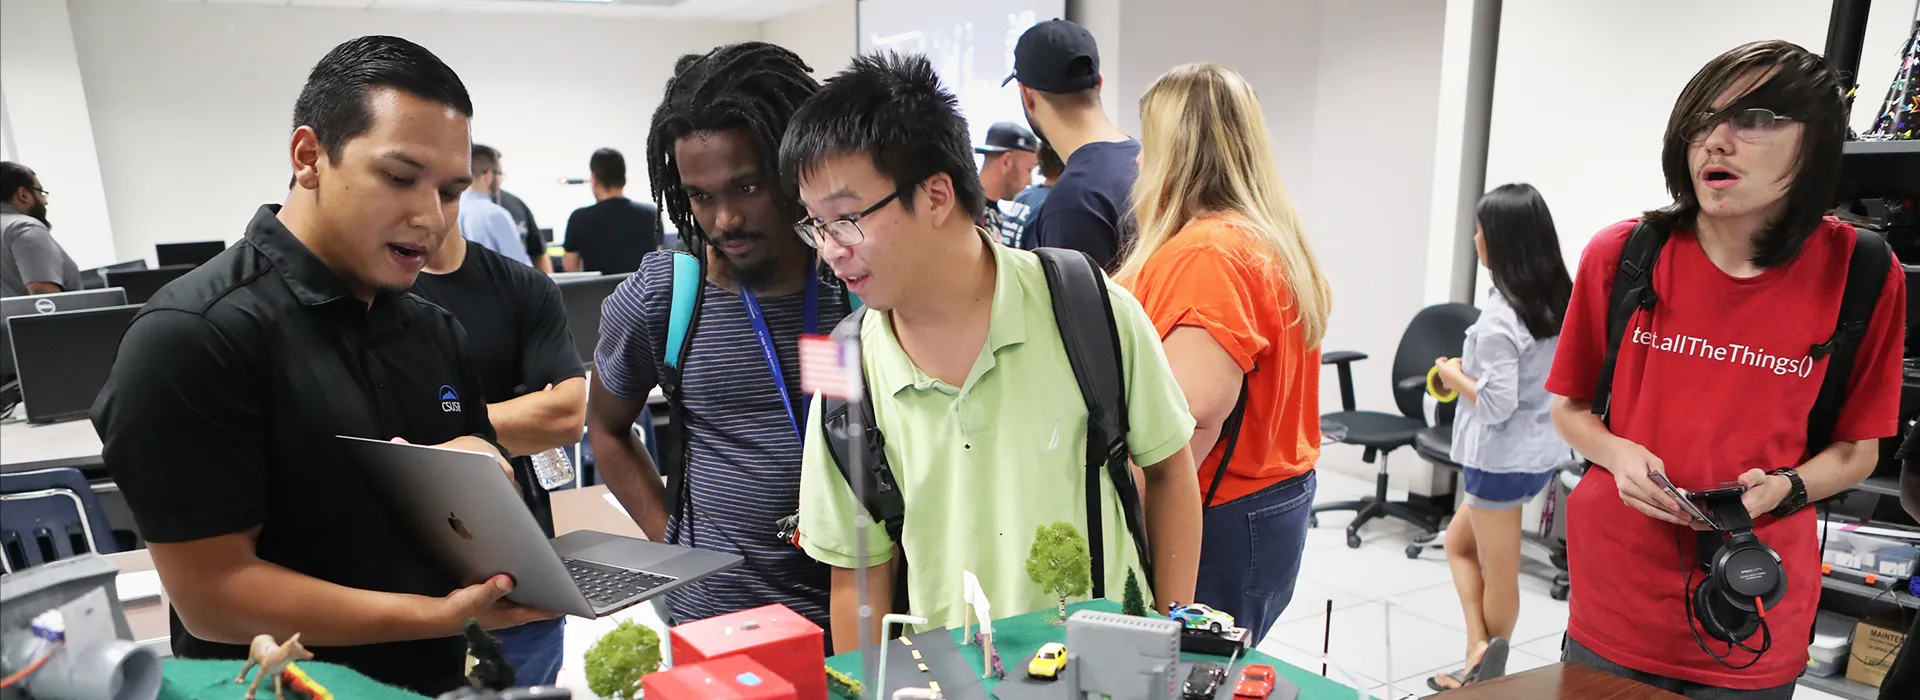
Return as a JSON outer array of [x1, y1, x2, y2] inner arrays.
[[643, 656, 798, 700], [671, 604, 826, 700]]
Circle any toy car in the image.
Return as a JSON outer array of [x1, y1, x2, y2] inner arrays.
[[1169, 603, 1236, 633], [1182, 663, 1227, 699], [1233, 664, 1277, 698], [1027, 642, 1068, 680]]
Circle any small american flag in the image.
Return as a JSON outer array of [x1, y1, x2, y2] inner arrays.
[[800, 334, 862, 399]]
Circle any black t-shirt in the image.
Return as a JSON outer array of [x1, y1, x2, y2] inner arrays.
[[564, 197, 661, 274], [90, 205, 498, 696], [411, 242, 586, 538], [497, 190, 544, 265], [1023, 140, 1140, 270]]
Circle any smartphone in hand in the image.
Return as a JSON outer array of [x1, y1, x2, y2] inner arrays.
[[1648, 471, 1722, 529]]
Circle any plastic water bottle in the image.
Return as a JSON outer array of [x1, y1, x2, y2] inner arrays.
[[530, 447, 575, 491]]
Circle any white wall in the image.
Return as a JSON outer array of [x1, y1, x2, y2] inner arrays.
[[1484, 0, 1919, 273], [762, 0, 857, 78], [0, 0, 116, 269], [62, 1, 757, 265]]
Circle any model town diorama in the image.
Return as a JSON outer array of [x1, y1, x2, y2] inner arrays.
[[207, 520, 1297, 700]]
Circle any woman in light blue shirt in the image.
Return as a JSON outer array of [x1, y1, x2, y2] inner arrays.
[[1428, 184, 1574, 690]]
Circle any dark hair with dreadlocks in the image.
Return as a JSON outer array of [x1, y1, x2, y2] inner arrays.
[[645, 42, 818, 248]]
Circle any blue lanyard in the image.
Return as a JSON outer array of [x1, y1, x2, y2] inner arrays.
[[739, 259, 820, 441]]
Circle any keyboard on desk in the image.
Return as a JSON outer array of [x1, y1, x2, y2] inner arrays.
[[564, 557, 675, 607]]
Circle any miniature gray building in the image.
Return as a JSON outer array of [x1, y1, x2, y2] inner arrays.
[[1062, 610, 1179, 700]]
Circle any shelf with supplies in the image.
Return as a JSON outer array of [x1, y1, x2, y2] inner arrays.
[[1797, 672, 1880, 700], [1821, 573, 1920, 610]]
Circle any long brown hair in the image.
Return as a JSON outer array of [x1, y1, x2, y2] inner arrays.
[[1116, 63, 1330, 346]]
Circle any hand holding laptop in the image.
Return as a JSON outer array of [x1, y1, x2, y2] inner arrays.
[[440, 573, 560, 631]]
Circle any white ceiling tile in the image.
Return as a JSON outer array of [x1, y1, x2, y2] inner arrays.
[[206, 0, 294, 6], [451, 0, 593, 14], [368, 0, 457, 11], [291, 0, 374, 7]]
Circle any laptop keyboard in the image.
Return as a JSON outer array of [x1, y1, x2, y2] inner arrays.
[[563, 558, 676, 608]]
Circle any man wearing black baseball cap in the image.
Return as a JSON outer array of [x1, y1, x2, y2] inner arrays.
[[1004, 18, 1136, 269], [976, 121, 1040, 247]]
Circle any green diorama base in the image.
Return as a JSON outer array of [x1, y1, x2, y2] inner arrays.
[[159, 659, 430, 700], [826, 599, 1358, 699]]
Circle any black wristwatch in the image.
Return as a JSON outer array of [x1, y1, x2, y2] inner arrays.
[[1768, 468, 1808, 518]]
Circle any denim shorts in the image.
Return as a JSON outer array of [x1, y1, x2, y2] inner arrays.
[[1463, 467, 1555, 510]]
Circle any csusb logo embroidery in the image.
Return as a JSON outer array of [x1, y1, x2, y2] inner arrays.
[[439, 385, 462, 413]]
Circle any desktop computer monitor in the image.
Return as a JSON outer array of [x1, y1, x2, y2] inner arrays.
[[155, 241, 226, 268], [79, 260, 149, 290], [104, 265, 194, 305], [557, 273, 630, 369], [7, 304, 140, 424], [0, 288, 130, 380]]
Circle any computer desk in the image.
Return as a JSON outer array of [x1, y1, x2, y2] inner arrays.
[[0, 417, 106, 473], [107, 484, 644, 645]]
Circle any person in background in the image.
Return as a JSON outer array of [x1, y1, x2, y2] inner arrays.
[[1012, 144, 1064, 250], [563, 148, 662, 274], [488, 151, 550, 273], [974, 121, 1040, 247], [463, 144, 534, 267], [1116, 63, 1331, 647], [90, 36, 553, 695], [1547, 41, 1903, 698], [410, 214, 585, 685], [1884, 427, 1920, 699], [1426, 183, 1574, 690], [786, 52, 1201, 651], [1, 162, 81, 296], [590, 43, 846, 633], [1008, 19, 1137, 269]]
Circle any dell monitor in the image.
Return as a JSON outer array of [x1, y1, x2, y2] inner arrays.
[[557, 273, 630, 370], [0, 288, 130, 381], [79, 260, 149, 290], [155, 241, 226, 268], [104, 265, 194, 305], [7, 304, 140, 424]]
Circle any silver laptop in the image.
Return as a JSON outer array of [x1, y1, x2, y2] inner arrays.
[[338, 436, 741, 618]]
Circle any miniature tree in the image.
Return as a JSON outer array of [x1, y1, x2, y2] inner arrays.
[[585, 619, 662, 700], [826, 666, 866, 699], [1121, 569, 1148, 617], [1025, 521, 1092, 625]]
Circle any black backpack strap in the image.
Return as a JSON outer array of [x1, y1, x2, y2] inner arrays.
[[817, 308, 912, 612], [1805, 227, 1892, 455], [658, 251, 706, 544], [1592, 221, 1669, 425], [1036, 248, 1149, 600], [1203, 381, 1252, 510]]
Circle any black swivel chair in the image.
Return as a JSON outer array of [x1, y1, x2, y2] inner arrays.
[[1312, 303, 1479, 548]]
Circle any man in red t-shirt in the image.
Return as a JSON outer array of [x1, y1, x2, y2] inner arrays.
[[1546, 41, 1905, 698]]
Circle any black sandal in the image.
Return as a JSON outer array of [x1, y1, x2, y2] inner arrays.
[[1427, 668, 1472, 692]]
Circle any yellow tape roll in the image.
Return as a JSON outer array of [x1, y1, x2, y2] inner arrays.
[[1427, 365, 1459, 403]]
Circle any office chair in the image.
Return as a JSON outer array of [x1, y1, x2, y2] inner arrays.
[[1312, 302, 1479, 548], [0, 467, 120, 573]]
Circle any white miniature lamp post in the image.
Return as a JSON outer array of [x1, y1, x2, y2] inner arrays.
[[874, 613, 927, 700]]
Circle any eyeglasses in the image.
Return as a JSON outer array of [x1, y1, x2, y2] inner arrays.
[[794, 187, 908, 249], [1691, 108, 1796, 142]]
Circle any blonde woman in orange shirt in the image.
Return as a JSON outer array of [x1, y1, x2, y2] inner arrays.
[[1118, 63, 1332, 645]]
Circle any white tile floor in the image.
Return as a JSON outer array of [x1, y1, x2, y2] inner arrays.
[[536, 457, 1852, 699]]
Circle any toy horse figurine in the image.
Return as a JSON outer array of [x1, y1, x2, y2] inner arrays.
[[234, 633, 315, 700]]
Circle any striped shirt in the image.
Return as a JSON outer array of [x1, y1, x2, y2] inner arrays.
[[596, 251, 849, 631]]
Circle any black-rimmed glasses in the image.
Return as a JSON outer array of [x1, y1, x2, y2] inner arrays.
[[794, 187, 907, 249]]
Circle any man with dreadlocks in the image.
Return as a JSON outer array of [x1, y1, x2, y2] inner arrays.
[[586, 42, 849, 633]]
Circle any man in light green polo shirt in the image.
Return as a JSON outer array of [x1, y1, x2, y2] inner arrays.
[[779, 52, 1203, 652]]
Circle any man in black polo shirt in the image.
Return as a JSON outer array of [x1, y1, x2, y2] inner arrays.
[[411, 218, 586, 685], [90, 36, 553, 695], [562, 148, 661, 273]]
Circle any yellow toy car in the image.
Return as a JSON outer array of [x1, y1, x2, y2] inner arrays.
[[1027, 642, 1068, 679]]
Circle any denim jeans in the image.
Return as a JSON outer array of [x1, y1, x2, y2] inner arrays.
[[1563, 638, 1795, 700], [491, 617, 566, 687], [1193, 470, 1317, 646]]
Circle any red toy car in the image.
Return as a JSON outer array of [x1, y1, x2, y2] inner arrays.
[[1233, 664, 1278, 698]]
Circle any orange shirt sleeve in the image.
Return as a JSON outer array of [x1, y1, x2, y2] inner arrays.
[[1133, 223, 1273, 374]]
